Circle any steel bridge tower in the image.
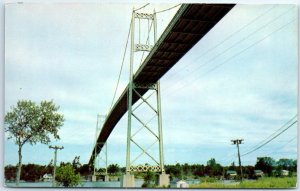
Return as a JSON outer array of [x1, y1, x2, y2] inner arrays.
[[121, 9, 169, 187], [92, 114, 109, 182]]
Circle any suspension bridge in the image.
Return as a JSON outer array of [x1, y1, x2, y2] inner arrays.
[[88, 3, 235, 187]]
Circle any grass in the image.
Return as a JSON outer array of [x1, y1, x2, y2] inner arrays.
[[190, 177, 297, 188]]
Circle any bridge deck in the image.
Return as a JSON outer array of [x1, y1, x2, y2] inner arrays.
[[89, 3, 235, 164]]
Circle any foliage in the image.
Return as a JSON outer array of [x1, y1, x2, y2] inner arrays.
[[4, 100, 64, 186], [190, 177, 297, 188], [142, 170, 156, 188], [5, 163, 54, 182], [4, 157, 297, 184], [72, 156, 81, 173], [165, 163, 182, 180], [55, 164, 81, 187], [200, 176, 218, 183], [275, 158, 297, 175], [255, 157, 275, 176], [206, 158, 222, 177], [5, 100, 64, 145], [107, 164, 120, 174], [4, 165, 17, 181], [78, 164, 91, 176]]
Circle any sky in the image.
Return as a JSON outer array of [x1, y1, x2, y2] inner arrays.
[[4, 2, 298, 169]]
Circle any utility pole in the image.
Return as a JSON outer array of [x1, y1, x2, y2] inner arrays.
[[49, 145, 64, 187], [231, 139, 243, 181]]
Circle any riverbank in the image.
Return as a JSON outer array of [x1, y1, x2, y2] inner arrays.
[[190, 177, 297, 188]]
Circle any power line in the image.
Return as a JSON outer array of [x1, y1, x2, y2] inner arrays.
[[166, 4, 277, 80], [134, 3, 150, 12], [155, 4, 182, 14], [243, 114, 297, 153], [266, 136, 297, 156], [163, 6, 296, 95], [163, 16, 296, 97], [241, 119, 297, 157], [110, 19, 132, 110]]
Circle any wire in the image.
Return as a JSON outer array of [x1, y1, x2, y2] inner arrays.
[[163, 16, 297, 97], [241, 119, 297, 157], [110, 19, 132, 110], [155, 4, 182, 14], [266, 136, 297, 156], [163, 6, 296, 95], [165, 5, 277, 80], [243, 114, 297, 153], [134, 3, 150, 12]]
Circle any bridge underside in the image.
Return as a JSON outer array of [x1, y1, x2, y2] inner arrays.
[[89, 3, 235, 164]]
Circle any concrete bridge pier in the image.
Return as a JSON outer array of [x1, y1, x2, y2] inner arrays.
[[92, 175, 97, 182], [159, 172, 170, 187], [104, 175, 109, 182], [121, 173, 135, 187]]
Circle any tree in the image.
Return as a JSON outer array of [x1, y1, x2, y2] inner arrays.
[[142, 170, 156, 188], [255, 157, 275, 176], [192, 164, 205, 177], [78, 164, 91, 177], [55, 164, 81, 187], [5, 100, 64, 186], [72, 156, 81, 173], [206, 158, 222, 177], [4, 165, 17, 181], [107, 164, 120, 174], [276, 158, 294, 170], [165, 163, 182, 180]]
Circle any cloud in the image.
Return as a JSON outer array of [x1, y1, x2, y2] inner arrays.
[[4, 4, 297, 166]]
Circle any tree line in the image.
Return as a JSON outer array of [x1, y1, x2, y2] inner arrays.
[[164, 157, 297, 180], [5, 157, 297, 183], [4, 100, 298, 186]]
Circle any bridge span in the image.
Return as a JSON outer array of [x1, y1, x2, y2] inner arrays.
[[89, 3, 235, 164]]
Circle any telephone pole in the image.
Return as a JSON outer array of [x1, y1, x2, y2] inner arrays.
[[49, 145, 64, 187], [231, 139, 243, 181]]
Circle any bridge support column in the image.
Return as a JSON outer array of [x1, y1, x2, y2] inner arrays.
[[104, 175, 109, 182], [159, 172, 170, 187], [92, 175, 97, 182], [121, 173, 135, 187], [124, 9, 168, 187]]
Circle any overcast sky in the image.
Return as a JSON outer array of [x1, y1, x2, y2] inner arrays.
[[4, 3, 297, 168]]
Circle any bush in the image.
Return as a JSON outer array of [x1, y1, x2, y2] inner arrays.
[[55, 164, 81, 187]]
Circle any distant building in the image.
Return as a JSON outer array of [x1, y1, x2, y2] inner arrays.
[[254, 170, 264, 177], [42, 174, 53, 182], [226, 170, 237, 178], [176, 180, 189, 188], [281, 170, 289, 176]]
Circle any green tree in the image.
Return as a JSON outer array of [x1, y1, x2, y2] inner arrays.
[[78, 164, 91, 177], [72, 156, 81, 173], [142, 170, 156, 188], [4, 100, 64, 186], [255, 157, 275, 176], [107, 164, 120, 174], [192, 164, 205, 177], [4, 165, 17, 181], [276, 159, 294, 170], [55, 164, 81, 187], [206, 158, 222, 177], [165, 163, 182, 179]]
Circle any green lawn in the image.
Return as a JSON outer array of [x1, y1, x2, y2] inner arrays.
[[190, 177, 297, 188]]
